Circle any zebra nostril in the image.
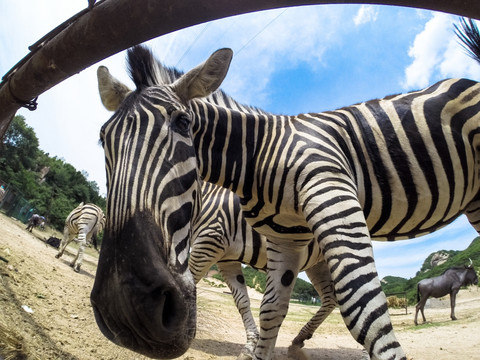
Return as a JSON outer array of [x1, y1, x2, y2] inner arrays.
[[150, 288, 177, 331]]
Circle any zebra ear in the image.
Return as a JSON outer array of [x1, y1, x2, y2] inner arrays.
[[97, 66, 132, 111], [173, 48, 233, 102]]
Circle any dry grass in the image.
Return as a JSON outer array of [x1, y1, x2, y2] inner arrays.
[[0, 319, 32, 360]]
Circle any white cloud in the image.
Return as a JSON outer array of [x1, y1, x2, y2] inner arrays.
[[439, 35, 480, 80], [147, 6, 348, 107], [403, 14, 480, 89], [403, 13, 452, 89], [353, 5, 378, 26]]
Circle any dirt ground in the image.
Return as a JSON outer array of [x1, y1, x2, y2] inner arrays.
[[1, 211, 480, 360]]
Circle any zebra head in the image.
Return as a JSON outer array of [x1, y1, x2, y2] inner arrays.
[[90, 45, 233, 358]]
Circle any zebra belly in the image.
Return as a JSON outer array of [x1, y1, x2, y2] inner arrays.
[[362, 170, 479, 240]]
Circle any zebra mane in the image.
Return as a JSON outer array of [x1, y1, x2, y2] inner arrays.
[[126, 45, 267, 115], [127, 45, 182, 89], [455, 18, 480, 64]]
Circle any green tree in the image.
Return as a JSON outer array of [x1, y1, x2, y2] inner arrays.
[[0, 115, 106, 231], [292, 277, 318, 303], [0, 115, 39, 174]]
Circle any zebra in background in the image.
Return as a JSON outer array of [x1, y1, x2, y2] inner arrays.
[[55, 202, 105, 272], [191, 181, 336, 359], [91, 19, 480, 360]]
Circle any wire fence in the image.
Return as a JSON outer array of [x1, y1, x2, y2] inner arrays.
[[0, 179, 37, 224]]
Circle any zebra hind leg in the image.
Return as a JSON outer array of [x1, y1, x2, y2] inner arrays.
[[55, 228, 72, 260], [287, 261, 336, 360], [253, 238, 304, 360], [71, 233, 87, 272], [217, 262, 259, 360]]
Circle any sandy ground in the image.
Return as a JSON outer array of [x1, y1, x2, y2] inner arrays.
[[1, 211, 480, 360]]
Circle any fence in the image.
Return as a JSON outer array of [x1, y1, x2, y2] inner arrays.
[[0, 180, 37, 224]]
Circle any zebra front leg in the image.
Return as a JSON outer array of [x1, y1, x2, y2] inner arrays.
[[322, 233, 406, 360], [303, 193, 406, 360], [253, 238, 304, 360], [218, 262, 259, 360], [287, 260, 336, 360]]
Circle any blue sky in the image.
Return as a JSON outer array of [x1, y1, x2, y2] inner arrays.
[[1, 2, 479, 280]]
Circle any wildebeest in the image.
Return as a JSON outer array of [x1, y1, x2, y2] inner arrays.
[[25, 214, 45, 232], [414, 262, 478, 325]]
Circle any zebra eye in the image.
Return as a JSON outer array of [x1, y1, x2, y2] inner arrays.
[[172, 112, 191, 134]]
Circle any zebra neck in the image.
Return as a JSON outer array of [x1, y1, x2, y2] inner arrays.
[[191, 99, 278, 199]]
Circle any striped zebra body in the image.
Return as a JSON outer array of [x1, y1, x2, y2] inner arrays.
[[55, 202, 105, 272], [91, 20, 480, 360], [190, 182, 334, 359], [192, 77, 480, 360]]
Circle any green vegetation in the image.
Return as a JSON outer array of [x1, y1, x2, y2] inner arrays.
[[0, 115, 105, 230], [211, 264, 319, 304], [202, 278, 227, 288]]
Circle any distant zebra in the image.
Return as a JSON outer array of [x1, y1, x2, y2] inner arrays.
[[91, 19, 480, 360], [191, 182, 335, 359], [55, 203, 105, 272]]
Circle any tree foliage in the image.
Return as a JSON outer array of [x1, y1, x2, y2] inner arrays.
[[212, 264, 318, 304], [291, 277, 319, 303], [0, 115, 105, 230]]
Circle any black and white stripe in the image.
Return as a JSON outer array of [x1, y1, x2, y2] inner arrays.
[[92, 19, 480, 360], [190, 76, 480, 360], [55, 202, 105, 272], [190, 182, 336, 359]]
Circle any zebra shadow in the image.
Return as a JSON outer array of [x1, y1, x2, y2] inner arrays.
[[190, 338, 364, 359], [55, 258, 95, 279], [191, 338, 243, 356]]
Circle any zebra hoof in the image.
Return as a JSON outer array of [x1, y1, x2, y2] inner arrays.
[[360, 349, 370, 360], [55, 253, 61, 259], [73, 266, 80, 273], [287, 344, 309, 360], [236, 354, 252, 360]]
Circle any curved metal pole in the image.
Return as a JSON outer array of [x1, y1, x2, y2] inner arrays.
[[1, 0, 479, 137]]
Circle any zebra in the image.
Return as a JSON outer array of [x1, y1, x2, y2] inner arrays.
[[191, 181, 336, 359], [90, 18, 480, 360], [55, 202, 105, 272]]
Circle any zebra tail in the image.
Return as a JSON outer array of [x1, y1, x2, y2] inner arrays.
[[416, 284, 420, 303], [455, 18, 480, 65]]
